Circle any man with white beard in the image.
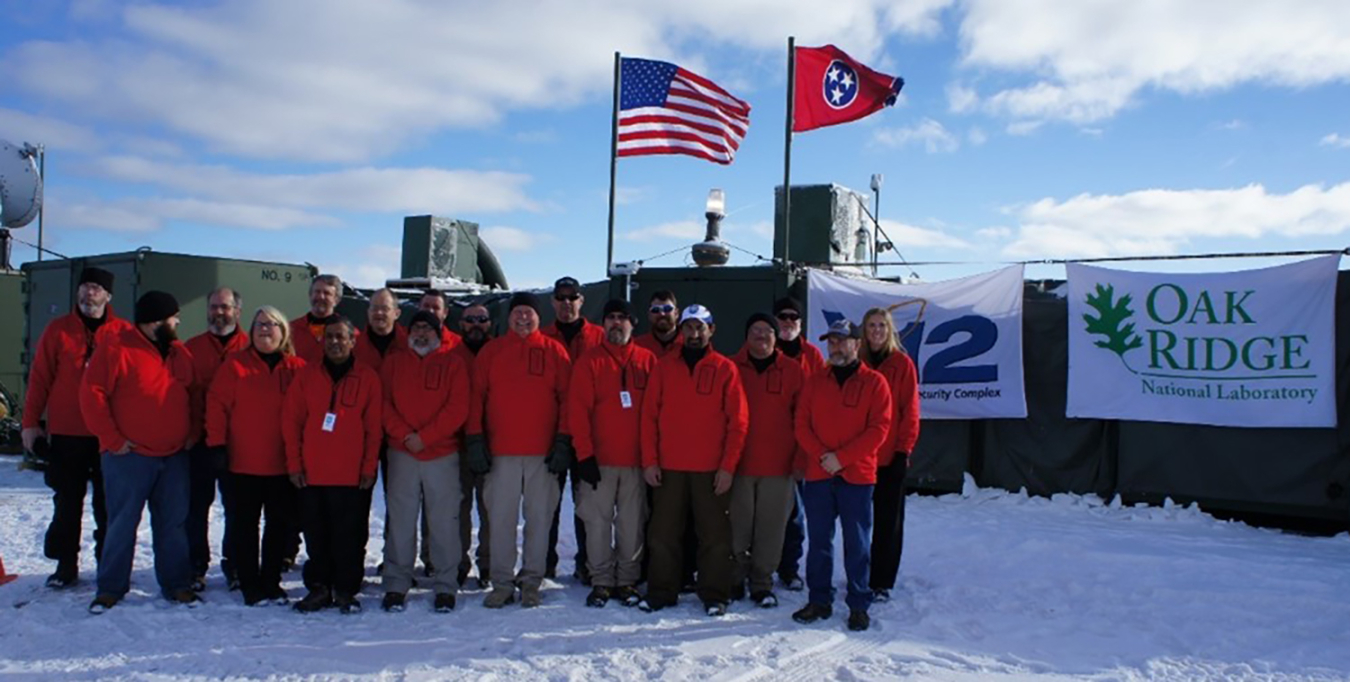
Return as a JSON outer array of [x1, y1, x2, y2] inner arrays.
[[379, 311, 471, 613]]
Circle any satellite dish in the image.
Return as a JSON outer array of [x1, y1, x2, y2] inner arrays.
[[0, 139, 43, 229]]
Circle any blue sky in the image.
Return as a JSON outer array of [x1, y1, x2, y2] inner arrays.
[[3, 0, 1349, 289]]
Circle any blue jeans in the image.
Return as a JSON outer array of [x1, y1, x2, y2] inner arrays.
[[803, 478, 874, 612], [778, 481, 805, 580], [97, 451, 192, 599]]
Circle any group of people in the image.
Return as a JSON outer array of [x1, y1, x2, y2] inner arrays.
[[20, 267, 919, 632]]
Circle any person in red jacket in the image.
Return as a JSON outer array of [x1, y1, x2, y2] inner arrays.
[[185, 286, 250, 592], [464, 292, 571, 609], [453, 303, 493, 588], [282, 316, 381, 614], [541, 275, 604, 583], [379, 311, 470, 614], [730, 312, 804, 609], [569, 299, 657, 608], [21, 267, 131, 588], [354, 288, 406, 374], [791, 320, 892, 633], [81, 291, 199, 613], [206, 305, 306, 606], [633, 290, 682, 359], [289, 274, 344, 364], [638, 304, 748, 616], [772, 296, 825, 593], [860, 307, 921, 603], [419, 289, 463, 349]]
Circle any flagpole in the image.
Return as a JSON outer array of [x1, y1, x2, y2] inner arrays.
[[780, 36, 795, 270], [607, 51, 621, 282]]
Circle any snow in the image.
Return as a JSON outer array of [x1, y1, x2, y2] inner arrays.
[[3, 463, 1350, 681]]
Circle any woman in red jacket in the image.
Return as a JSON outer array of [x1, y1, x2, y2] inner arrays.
[[860, 307, 922, 604], [206, 305, 306, 606]]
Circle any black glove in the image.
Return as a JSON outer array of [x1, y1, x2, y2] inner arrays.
[[546, 434, 575, 475], [465, 434, 492, 475], [575, 456, 601, 489]]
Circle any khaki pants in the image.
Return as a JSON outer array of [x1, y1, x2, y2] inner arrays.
[[382, 450, 462, 595], [730, 474, 796, 594], [645, 470, 733, 606], [576, 465, 646, 588], [484, 455, 560, 591]]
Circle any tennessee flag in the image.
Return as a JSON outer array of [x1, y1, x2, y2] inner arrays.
[[793, 45, 903, 132]]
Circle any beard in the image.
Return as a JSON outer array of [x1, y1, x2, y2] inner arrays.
[[411, 339, 439, 357], [828, 351, 852, 366], [153, 323, 178, 354], [78, 301, 107, 319], [606, 328, 629, 345], [463, 327, 486, 343], [210, 315, 237, 335]]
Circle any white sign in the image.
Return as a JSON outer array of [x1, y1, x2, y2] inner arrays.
[[807, 267, 1027, 419], [1066, 256, 1338, 428]]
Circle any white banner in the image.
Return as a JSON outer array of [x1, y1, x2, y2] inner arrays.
[[1066, 256, 1338, 428], [807, 267, 1027, 419]]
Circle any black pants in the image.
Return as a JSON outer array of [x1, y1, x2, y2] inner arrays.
[[187, 445, 234, 578], [458, 454, 490, 580], [300, 486, 368, 597], [228, 473, 297, 596], [547, 471, 588, 578], [44, 435, 106, 566], [645, 471, 733, 606], [869, 462, 908, 591]]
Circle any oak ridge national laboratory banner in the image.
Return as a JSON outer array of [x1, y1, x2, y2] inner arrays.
[[807, 267, 1027, 419], [1066, 256, 1338, 428]]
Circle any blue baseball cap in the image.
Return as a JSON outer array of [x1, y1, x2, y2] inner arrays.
[[818, 319, 861, 341]]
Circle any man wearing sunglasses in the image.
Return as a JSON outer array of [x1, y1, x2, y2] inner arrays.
[[634, 290, 682, 358], [541, 276, 605, 584], [454, 304, 494, 588], [772, 296, 825, 593]]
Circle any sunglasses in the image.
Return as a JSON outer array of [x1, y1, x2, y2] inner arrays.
[[554, 294, 581, 302], [649, 304, 675, 314], [462, 315, 491, 324], [776, 312, 801, 322]]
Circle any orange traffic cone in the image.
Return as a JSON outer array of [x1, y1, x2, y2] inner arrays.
[[0, 554, 17, 586]]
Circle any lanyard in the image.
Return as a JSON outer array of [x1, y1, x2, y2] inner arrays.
[[601, 343, 632, 390]]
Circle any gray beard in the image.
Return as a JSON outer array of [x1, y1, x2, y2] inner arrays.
[[412, 342, 438, 357]]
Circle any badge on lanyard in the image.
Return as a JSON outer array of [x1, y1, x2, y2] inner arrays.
[[322, 412, 337, 432], [619, 391, 633, 409]]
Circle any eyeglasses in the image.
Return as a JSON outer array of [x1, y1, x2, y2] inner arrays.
[[649, 304, 675, 314], [254, 320, 282, 329], [462, 315, 491, 324], [776, 312, 801, 322], [554, 294, 581, 302]]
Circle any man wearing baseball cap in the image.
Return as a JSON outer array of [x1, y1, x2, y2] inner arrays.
[[771, 296, 824, 593], [465, 292, 572, 608], [81, 291, 199, 613], [791, 319, 892, 632], [22, 266, 132, 589], [639, 304, 748, 616]]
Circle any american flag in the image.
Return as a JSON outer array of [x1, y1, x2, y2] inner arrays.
[[618, 57, 751, 165]]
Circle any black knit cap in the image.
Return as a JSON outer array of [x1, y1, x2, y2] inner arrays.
[[602, 298, 635, 322], [408, 309, 442, 333], [78, 267, 115, 293], [508, 291, 541, 314], [744, 312, 779, 337], [772, 296, 802, 315], [134, 290, 180, 324]]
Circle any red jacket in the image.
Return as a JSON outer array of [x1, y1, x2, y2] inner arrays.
[[22, 309, 133, 436], [353, 324, 407, 378], [467, 331, 570, 456], [731, 347, 805, 477], [542, 319, 605, 362], [783, 340, 827, 376], [794, 363, 892, 485], [206, 349, 306, 476], [568, 340, 658, 468], [633, 331, 682, 359], [283, 360, 382, 486], [289, 315, 361, 364], [186, 329, 250, 438], [641, 349, 748, 475], [381, 345, 470, 459], [79, 326, 195, 457], [872, 350, 921, 466]]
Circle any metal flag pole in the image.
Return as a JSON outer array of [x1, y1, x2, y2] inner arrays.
[[37, 144, 46, 262], [780, 36, 796, 270], [606, 52, 621, 283]]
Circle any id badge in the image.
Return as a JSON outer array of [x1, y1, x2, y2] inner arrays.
[[322, 412, 337, 432], [619, 391, 633, 409]]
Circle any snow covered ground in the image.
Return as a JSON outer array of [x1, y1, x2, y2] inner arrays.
[[2, 459, 1350, 681]]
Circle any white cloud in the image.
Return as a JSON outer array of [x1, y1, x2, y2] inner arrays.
[[1006, 120, 1043, 136], [959, 1, 1350, 125], [976, 226, 1011, 240], [0, 108, 99, 152], [622, 219, 705, 242], [946, 83, 978, 113], [326, 244, 403, 289], [47, 196, 340, 233], [1002, 182, 1350, 259], [967, 127, 987, 146], [1320, 133, 1350, 149], [872, 118, 959, 153], [879, 219, 972, 249], [1, 0, 950, 162], [479, 225, 552, 252], [1216, 119, 1247, 131]]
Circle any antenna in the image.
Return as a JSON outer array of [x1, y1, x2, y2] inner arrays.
[[0, 139, 44, 270]]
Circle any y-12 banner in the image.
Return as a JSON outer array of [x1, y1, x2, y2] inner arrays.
[[1066, 256, 1338, 428], [807, 267, 1027, 419]]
